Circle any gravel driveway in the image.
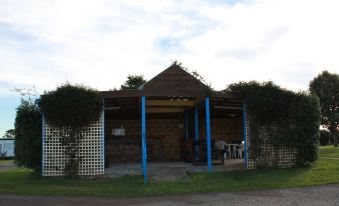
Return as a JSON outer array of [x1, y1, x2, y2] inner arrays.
[[0, 184, 338, 206], [0, 162, 16, 172]]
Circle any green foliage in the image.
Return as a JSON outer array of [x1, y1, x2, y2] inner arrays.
[[39, 84, 103, 178], [40, 84, 102, 130], [14, 100, 41, 171], [309, 71, 339, 147], [120, 74, 147, 90], [227, 81, 321, 166], [2, 129, 15, 139]]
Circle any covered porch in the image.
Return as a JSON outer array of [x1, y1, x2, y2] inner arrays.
[[101, 64, 248, 183]]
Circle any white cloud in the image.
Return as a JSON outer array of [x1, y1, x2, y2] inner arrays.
[[0, 0, 338, 96]]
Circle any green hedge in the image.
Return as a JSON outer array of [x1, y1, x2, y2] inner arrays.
[[227, 81, 320, 166], [39, 84, 102, 130], [14, 100, 42, 172]]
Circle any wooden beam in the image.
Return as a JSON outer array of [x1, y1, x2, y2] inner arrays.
[[214, 106, 242, 110], [146, 107, 185, 113], [146, 100, 194, 107]]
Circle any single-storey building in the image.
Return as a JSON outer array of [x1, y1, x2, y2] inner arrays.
[[42, 64, 297, 181]]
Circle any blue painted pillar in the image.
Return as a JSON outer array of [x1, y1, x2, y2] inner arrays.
[[194, 106, 199, 161], [242, 102, 248, 169], [205, 97, 212, 171], [141, 96, 147, 183], [185, 112, 189, 139]]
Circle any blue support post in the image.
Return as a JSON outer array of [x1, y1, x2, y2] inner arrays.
[[185, 112, 189, 139], [194, 106, 199, 161], [141, 96, 147, 183], [242, 102, 248, 169], [205, 97, 212, 171]]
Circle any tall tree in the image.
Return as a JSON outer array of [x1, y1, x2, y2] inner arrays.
[[309, 71, 339, 147], [120, 75, 147, 90], [2, 129, 15, 139]]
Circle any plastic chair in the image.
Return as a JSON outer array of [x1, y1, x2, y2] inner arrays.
[[233, 144, 244, 158], [224, 144, 231, 159]]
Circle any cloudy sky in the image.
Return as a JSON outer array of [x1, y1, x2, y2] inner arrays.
[[0, 0, 339, 136]]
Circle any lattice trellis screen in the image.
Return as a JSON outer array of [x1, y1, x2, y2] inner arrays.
[[42, 113, 104, 176], [247, 143, 298, 169], [246, 120, 298, 169]]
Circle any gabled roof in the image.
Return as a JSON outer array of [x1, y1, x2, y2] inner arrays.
[[140, 63, 210, 97], [102, 63, 242, 116]]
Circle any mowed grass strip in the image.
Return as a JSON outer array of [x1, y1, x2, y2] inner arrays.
[[319, 145, 339, 158], [0, 146, 338, 197], [0, 160, 14, 165]]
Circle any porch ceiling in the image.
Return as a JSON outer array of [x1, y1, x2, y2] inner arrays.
[[104, 94, 243, 119]]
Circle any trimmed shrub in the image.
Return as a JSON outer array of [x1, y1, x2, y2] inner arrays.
[[227, 81, 321, 166]]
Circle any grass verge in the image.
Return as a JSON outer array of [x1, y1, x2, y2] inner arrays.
[[0, 146, 338, 197], [318, 145, 339, 158], [0, 160, 14, 165]]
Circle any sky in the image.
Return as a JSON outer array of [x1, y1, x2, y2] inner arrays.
[[0, 0, 339, 136]]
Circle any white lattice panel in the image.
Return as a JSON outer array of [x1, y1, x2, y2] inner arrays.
[[42, 113, 104, 176], [245, 118, 251, 169], [247, 143, 297, 169], [246, 121, 298, 169]]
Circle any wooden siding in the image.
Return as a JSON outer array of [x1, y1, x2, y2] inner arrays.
[[105, 117, 243, 163]]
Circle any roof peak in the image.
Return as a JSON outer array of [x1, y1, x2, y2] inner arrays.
[[140, 63, 210, 97]]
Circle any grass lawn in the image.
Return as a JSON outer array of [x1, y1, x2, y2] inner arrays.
[[318, 145, 339, 158], [0, 159, 14, 165], [0, 146, 338, 197]]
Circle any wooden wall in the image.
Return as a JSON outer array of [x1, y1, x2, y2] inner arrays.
[[105, 117, 243, 163], [106, 119, 183, 161], [201, 117, 243, 142]]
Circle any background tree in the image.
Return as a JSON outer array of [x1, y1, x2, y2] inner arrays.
[[14, 100, 41, 172], [2, 129, 15, 139], [309, 71, 339, 147], [320, 129, 332, 146], [120, 75, 147, 90]]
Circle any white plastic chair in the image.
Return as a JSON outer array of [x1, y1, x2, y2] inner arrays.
[[224, 144, 231, 159], [233, 144, 244, 158], [215, 141, 227, 161]]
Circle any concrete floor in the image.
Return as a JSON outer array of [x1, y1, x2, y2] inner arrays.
[[105, 159, 244, 178]]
